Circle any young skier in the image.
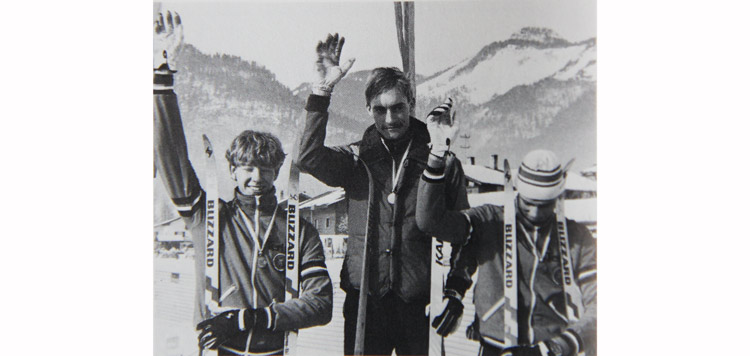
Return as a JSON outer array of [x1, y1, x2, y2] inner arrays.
[[153, 12, 332, 356], [417, 108, 596, 356]]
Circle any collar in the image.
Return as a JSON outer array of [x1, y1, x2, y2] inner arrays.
[[357, 117, 430, 164], [233, 187, 278, 216]]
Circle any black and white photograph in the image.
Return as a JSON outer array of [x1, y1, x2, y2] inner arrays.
[[7, 1, 750, 356], [153, 1, 596, 355]]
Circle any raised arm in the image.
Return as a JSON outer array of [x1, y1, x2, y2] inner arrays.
[[416, 99, 471, 244], [153, 11, 205, 229], [297, 34, 358, 187]]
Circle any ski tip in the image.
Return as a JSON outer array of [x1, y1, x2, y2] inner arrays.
[[503, 159, 511, 176], [202, 134, 214, 156]]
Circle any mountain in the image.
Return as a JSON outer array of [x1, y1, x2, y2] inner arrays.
[[154, 28, 596, 223], [154, 44, 362, 224], [415, 27, 596, 168]]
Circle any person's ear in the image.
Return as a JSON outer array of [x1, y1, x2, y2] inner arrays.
[[229, 165, 237, 181]]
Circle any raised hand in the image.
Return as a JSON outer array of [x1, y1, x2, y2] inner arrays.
[[313, 33, 356, 95], [426, 98, 459, 157], [154, 11, 184, 71]]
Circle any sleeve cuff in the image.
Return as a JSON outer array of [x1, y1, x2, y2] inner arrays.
[[305, 94, 331, 112], [443, 288, 463, 301], [422, 156, 446, 183], [153, 71, 174, 92]]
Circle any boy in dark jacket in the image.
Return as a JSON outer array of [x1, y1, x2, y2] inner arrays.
[[417, 107, 596, 356]]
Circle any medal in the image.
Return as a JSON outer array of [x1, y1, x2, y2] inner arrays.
[[381, 138, 413, 208]]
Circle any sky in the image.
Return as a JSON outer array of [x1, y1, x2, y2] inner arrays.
[[159, 0, 596, 89]]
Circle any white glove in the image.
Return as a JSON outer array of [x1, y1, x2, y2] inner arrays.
[[426, 98, 459, 158], [153, 11, 184, 71], [313, 33, 356, 96]]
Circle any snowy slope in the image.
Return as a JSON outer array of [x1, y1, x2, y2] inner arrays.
[[417, 28, 596, 106], [419, 43, 594, 105]]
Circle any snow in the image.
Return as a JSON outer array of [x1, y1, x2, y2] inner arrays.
[[468, 192, 597, 222], [418, 43, 593, 105], [463, 164, 505, 185], [462, 165, 596, 192], [552, 45, 597, 81], [299, 188, 345, 209]]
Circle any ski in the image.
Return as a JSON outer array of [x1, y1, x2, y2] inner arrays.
[[555, 160, 585, 356], [201, 134, 221, 356], [284, 145, 302, 356], [429, 239, 451, 356], [502, 159, 519, 347]]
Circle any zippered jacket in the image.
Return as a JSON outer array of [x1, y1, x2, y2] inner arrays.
[[416, 156, 596, 355], [298, 94, 469, 303], [154, 71, 333, 354]]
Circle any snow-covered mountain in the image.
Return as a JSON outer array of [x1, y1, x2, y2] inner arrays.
[[418, 28, 595, 105], [414, 27, 597, 169], [155, 28, 596, 223]]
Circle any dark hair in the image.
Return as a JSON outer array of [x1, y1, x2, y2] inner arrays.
[[364, 67, 414, 107], [225, 130, 286, 173]]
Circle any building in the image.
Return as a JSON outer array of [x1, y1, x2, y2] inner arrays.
[[299, 189, 349, 259]]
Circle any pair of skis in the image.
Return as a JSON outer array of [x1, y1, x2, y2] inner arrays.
[[201, 135, 301, 356]]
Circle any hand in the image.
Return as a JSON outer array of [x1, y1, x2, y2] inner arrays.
[[314, 33, 356, 95], [431, 294, 463, 336], [426, 98, 459, 157], [196, 308, 263, 350], [154, 11, 184, 71]]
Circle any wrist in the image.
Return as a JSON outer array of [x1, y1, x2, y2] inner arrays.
[[427, 152, 447, 169], [312, 82, 333, 97], [153, 70, 174, 91], [443, 288, 463, 301]]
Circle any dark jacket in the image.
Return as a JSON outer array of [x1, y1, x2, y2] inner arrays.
[[299, 94, 469, 303], [416, 159, 597, 354], [154, 73, 333, 354]]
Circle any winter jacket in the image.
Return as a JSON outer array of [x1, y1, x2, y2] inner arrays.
[[154, 71, 333, 355], [416, 156, 597, 355], [299, 94, 469, 304]]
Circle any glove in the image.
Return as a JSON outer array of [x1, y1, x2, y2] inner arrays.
[[153, 11, 184, 71], [196, 308, 268, 350], [313, 33, 356, 96], [500, 339, 567, 356], [431, 292, 463, 336], [426, 98, 459, 158], [465, 320, 480, 341]]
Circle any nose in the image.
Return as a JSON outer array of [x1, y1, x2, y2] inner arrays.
[[384, 109, 395, 123], [249, 169, 261, 181], [526, 206, 539, 218]]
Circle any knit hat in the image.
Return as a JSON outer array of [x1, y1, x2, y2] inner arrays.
[[514, 150, 566, 201]]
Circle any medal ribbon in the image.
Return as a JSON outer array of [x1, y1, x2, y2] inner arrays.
[[380, 138, 413, 203]]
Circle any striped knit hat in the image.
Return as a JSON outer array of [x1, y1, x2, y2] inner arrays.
[[515, 150, 566, 201]]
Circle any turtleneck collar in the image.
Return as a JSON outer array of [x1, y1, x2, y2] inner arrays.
[[234, 187, 278, 216]]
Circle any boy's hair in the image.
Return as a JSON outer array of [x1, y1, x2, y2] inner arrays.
[[225, 130, 286, 173], [364, 67, 414, 108]]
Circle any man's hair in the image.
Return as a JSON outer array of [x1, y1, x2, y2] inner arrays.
[[225, 130, 286, 173], [364, 67, 414, 107]]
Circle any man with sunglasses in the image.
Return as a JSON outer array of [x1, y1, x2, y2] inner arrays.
[[417, 108, 596, 356]]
